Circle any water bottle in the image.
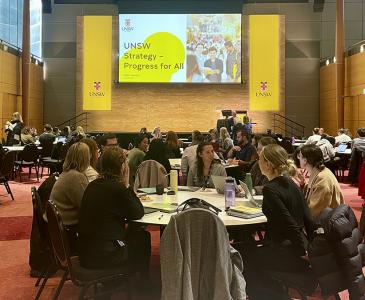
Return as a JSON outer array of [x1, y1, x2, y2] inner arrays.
[[224, 177, 236, 209], [245, 173, 253, 194]]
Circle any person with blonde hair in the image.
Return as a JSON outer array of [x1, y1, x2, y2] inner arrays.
[[78, 147, 150, 275], [243, 144, 314, 300], [5, 112, 24, 145], [80, 138, 99, 182], [219, 127, 233, 159], [49, 142, 90, 250], [76, 126, 86, 139]]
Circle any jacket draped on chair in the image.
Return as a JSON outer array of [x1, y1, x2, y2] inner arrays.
[[160, 208, 246, 300]]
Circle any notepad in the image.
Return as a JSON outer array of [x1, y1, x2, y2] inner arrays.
[[227, 205, 264, 218], [137, 187, 157, 194], [144, 203, 178, 213], [230, 205, 262, 214]]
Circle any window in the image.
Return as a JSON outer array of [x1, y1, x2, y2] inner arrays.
[[0, 0, 42, 58]]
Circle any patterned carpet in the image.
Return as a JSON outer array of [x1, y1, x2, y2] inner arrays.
[[0, 171, 363, 299]]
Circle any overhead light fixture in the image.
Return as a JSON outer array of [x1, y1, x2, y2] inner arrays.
[[35, 60, 38, 65], [326, 59, 329, 66]]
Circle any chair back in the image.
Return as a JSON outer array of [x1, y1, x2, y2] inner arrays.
[[59, 143, 70, 161], [46, 200, 73, 271], [20, 143, 39, 163], [160, 208, 246, 300], [0, 151, 15, 178], [316, 204, 365, 298], [31, 187, 52, 246], [134, 159, 168, 191], [40, 140, 54, 158], [51, 142, 70, 161]]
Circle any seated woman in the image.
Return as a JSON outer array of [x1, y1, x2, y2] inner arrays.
[[143, 138, 171, 174], [165, 131, 182, 159], [80, 138, 99, 182], [21, 127, 35, 145], [208, 128, 220, 152], [250, 136, 277, 195], [243, 144, 315, 300], [296, 144, 344, 220], [219, 127, 233, 159], [49, 142, 90, 250], [78, 147, 150, 275], [187, 142, 226, 188]]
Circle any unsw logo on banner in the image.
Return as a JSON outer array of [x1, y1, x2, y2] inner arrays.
[[121, 19, 134, 32], [89, 81, 105, 97], [256, 81, 272, 97]]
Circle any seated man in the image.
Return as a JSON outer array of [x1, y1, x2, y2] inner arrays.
[[352, 127, 365, 153], [39, 124, 55, 145], [228, 129, 257, 171]]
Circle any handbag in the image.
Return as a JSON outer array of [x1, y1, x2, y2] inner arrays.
[[176, 198, 221, 215]]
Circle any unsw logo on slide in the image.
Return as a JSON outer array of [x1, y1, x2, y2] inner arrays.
[[121, 19, 134, 32], [256, 81, 272, 97], [89, 81, 105, 97]]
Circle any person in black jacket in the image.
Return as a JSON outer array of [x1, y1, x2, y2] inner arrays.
[[5, 112, 24, 145], [242, 144, 315, 300], [144, 138, 171, 174], [78, 147, 151, 275]]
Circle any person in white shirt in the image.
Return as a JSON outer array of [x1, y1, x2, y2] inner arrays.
[[316, 137, 335, 163], [305, 127, 322, 145], [181, 130, 204, 177], [335, 128, 352, 145]]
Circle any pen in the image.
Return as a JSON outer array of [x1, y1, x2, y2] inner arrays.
[[158, 214, 164, 220]]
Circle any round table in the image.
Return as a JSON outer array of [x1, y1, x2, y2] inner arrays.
[[135, 189, 267, 227]]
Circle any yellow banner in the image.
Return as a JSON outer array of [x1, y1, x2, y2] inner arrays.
[[249, 15, 280, 111], [83, 16, 112, 110]]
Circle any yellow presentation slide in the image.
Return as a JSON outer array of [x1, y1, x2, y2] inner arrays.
[[119, 14, 241, 83]]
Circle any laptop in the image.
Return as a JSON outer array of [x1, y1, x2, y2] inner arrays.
[[337, 144, 347, 153], [238, 180, 263, 208], [57, 136, 66, 144], [211, 175, 244, 197]]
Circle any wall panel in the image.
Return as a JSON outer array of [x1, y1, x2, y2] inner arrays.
[[0, 49, 44, 140]]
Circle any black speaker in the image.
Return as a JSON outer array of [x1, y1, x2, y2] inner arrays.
[[42, 0, 52, 14], [313, 0, 325, 12]]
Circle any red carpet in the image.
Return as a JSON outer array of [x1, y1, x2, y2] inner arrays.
[[0, 175, 363, 299], [0, 216, 32, 241]]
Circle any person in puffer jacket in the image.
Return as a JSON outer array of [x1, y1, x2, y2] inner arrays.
[[309, 204, 365, 300]]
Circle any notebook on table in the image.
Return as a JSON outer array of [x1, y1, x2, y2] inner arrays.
[[144, 207, 159, 214], [226, 205, 264, 219], [143, 203, 178, 213], [137, 187, 157, 195]]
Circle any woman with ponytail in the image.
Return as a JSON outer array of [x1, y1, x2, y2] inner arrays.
[[296, 144, 343, 220], [243, 144, 315, 300]]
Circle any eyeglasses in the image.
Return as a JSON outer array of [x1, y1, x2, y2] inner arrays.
[[176, 198, 221, 215]]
